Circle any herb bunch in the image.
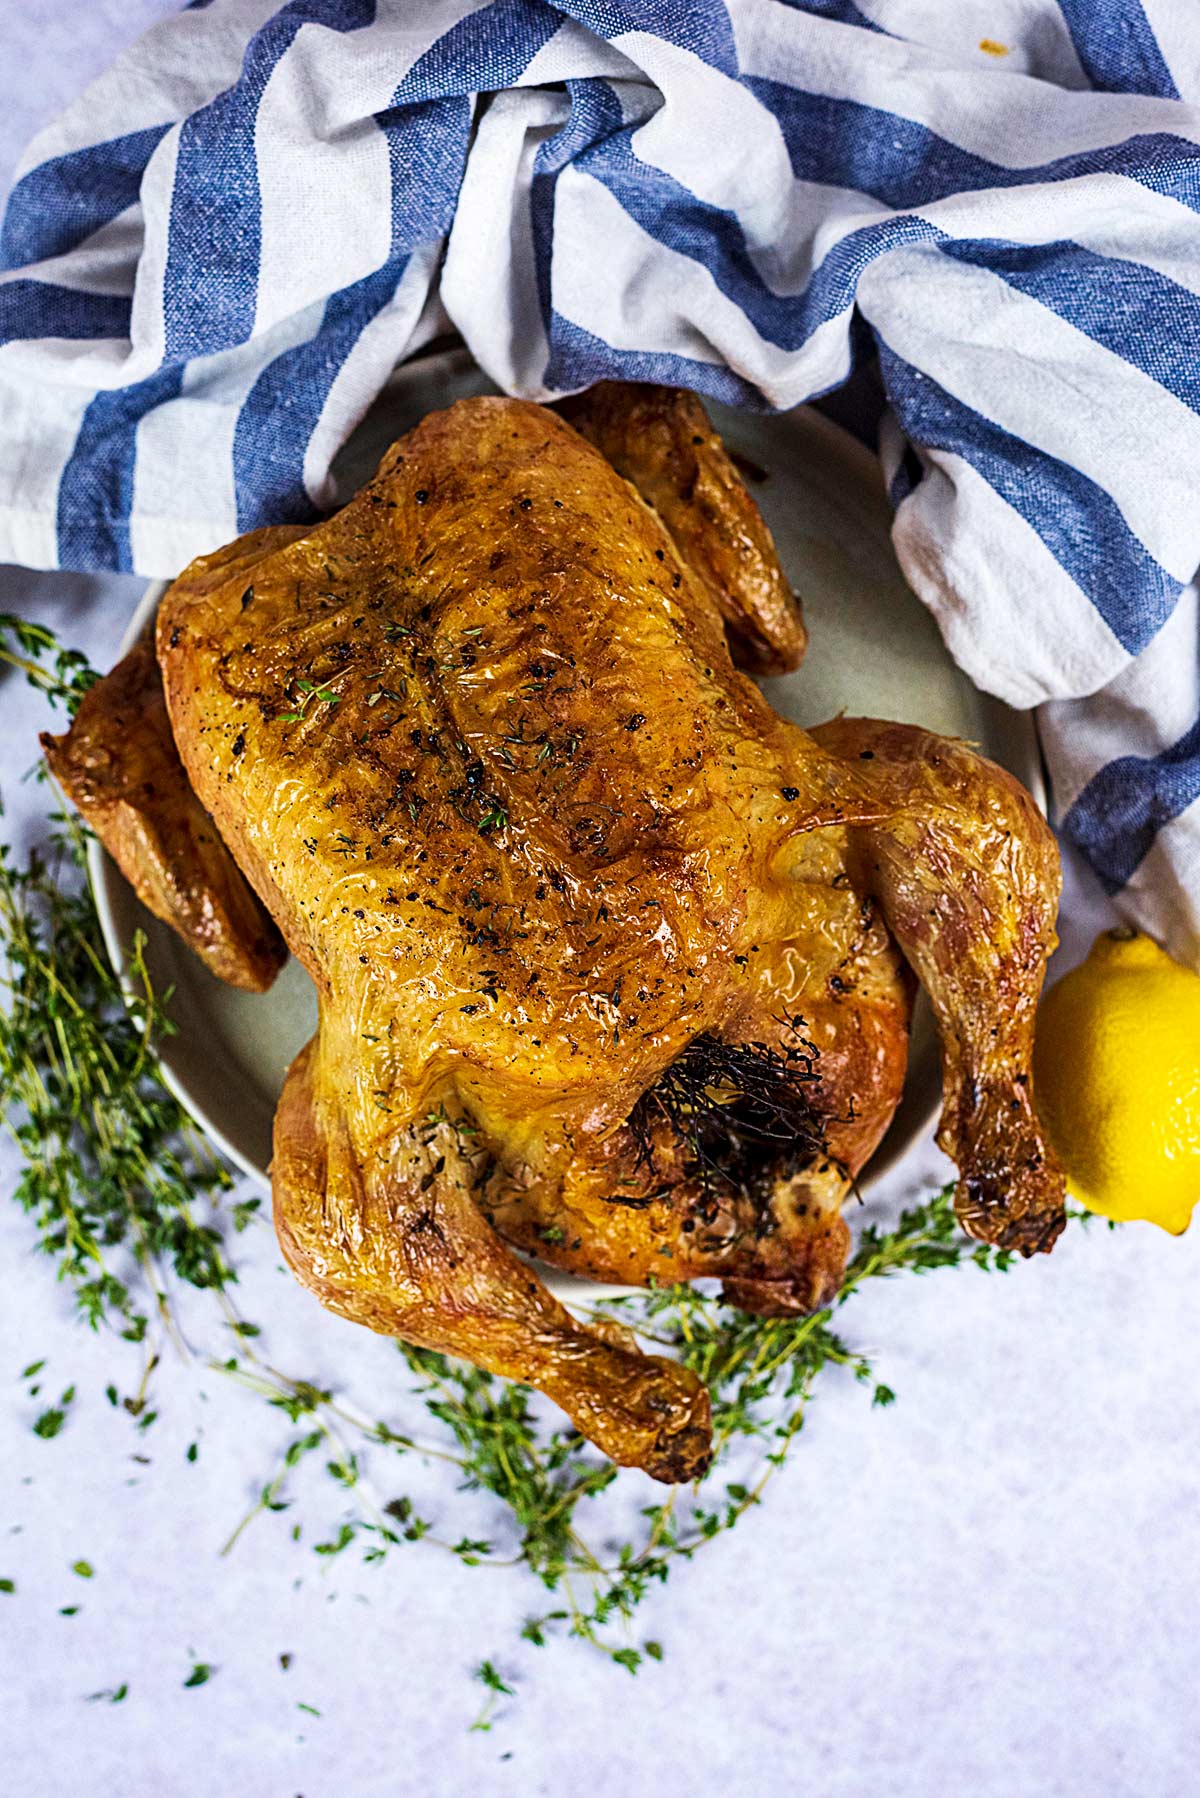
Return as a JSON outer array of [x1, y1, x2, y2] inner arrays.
[[0, 618, 1016, 1716], [0, 820, 238, 1344]]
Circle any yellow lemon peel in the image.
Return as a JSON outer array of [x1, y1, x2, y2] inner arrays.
[[1034, 927, 1200, 1234]]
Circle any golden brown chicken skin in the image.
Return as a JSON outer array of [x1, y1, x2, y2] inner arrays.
[[42, 620, 286, 991], [811, 716, 1064, 1256], [560, 380, 807, 674], [132, 390, 1065, 1479]]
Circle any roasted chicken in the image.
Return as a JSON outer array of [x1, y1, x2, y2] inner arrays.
[[44, 382, 1066, 1481]]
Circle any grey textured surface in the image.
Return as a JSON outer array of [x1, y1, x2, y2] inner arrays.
[[1, 15, 1198, 1796], [0, 0, 180, 200]]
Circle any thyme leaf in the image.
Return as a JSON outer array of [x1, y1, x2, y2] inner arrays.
[[0, 615, 98, 713]]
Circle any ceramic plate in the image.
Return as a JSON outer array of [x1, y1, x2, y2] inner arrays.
[[88, 347, 1043, 1296]]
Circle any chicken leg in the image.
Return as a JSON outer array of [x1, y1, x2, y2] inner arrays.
[[273, 1036, 712, 1480], [810, 717, 1066, 1254]]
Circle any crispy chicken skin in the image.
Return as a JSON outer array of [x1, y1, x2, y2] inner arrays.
[[55, 383, 1065, 1478], [41, 620, 287, 991], [560, 381, 807, 675], [810, 718, 1065, 1256]]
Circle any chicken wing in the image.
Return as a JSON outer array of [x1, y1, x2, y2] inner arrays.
[[42, 605, 289, 992], [560, 381, 807, 674]]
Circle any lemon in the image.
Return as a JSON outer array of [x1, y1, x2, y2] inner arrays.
[[1034, 928, 1200, 1234]]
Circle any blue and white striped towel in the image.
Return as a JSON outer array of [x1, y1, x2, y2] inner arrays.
[[2, 0, 1198, 961]]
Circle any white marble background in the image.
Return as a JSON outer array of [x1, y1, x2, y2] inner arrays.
[[1, 10, 1198, 1795]]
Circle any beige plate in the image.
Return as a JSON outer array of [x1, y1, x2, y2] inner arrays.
[[89, 347, 1044, 1299]]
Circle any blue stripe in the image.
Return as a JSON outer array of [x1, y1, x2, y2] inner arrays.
[[940, 236, 1200, 416], [162, 0, 376, 361], [0, 281, 130, 344], [888, 444, 922, 507], [229, 1, 560, 525], [1056, 0, 1179, 99], [776, 0, 889, 29], [565, 0, 739, 75], [564, 113, 1200, 394], [532, 79, 627, 343], [549, 312, 765, 407], [381, 0, 560, 324], [0, 125, 169, 271], [380, 1, 557, 242], [56, 364, 184, 571], [376, 95, 472, 245], [387, 0, 561, 100], [232, 262, 409, 530], [230, 56, 484, 529], [576, 121, 950, 353], [568, 113, 1200, 434], [534, 101, 1200, 447], [1063, 716, 1200, 891], [876, 337, 1180, 656], [749, 78, 1200, 216]]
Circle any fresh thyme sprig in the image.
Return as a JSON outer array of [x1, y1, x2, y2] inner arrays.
[[180, 1180, 1008, 1707], [0, 619, 1022, 1717], [0, 819, 236, 1342], [278, 676, 341, 723], [0, 614, 97, 713]]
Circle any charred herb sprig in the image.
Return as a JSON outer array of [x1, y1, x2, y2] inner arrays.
[[0, 620, 1019, 1719], [628, 1026, 829, 1200]]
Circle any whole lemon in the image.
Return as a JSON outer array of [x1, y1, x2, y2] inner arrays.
[[1034, 928, 1200, 1234]]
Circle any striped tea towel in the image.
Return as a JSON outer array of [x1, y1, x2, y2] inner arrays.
[[1, 0, 1199, 963]]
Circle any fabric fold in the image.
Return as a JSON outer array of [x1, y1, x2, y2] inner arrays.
[[1, 0, 1198, 957]]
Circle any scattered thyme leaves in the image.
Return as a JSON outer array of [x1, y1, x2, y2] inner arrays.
[[32, 1388, 74, 1438], [471, 1661, 515, 1732], [86, 1683, 128, 1704], [278, 677, 341, 724]]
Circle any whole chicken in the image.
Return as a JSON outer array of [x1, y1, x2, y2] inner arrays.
[[45, 383, 1065, 1482]]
